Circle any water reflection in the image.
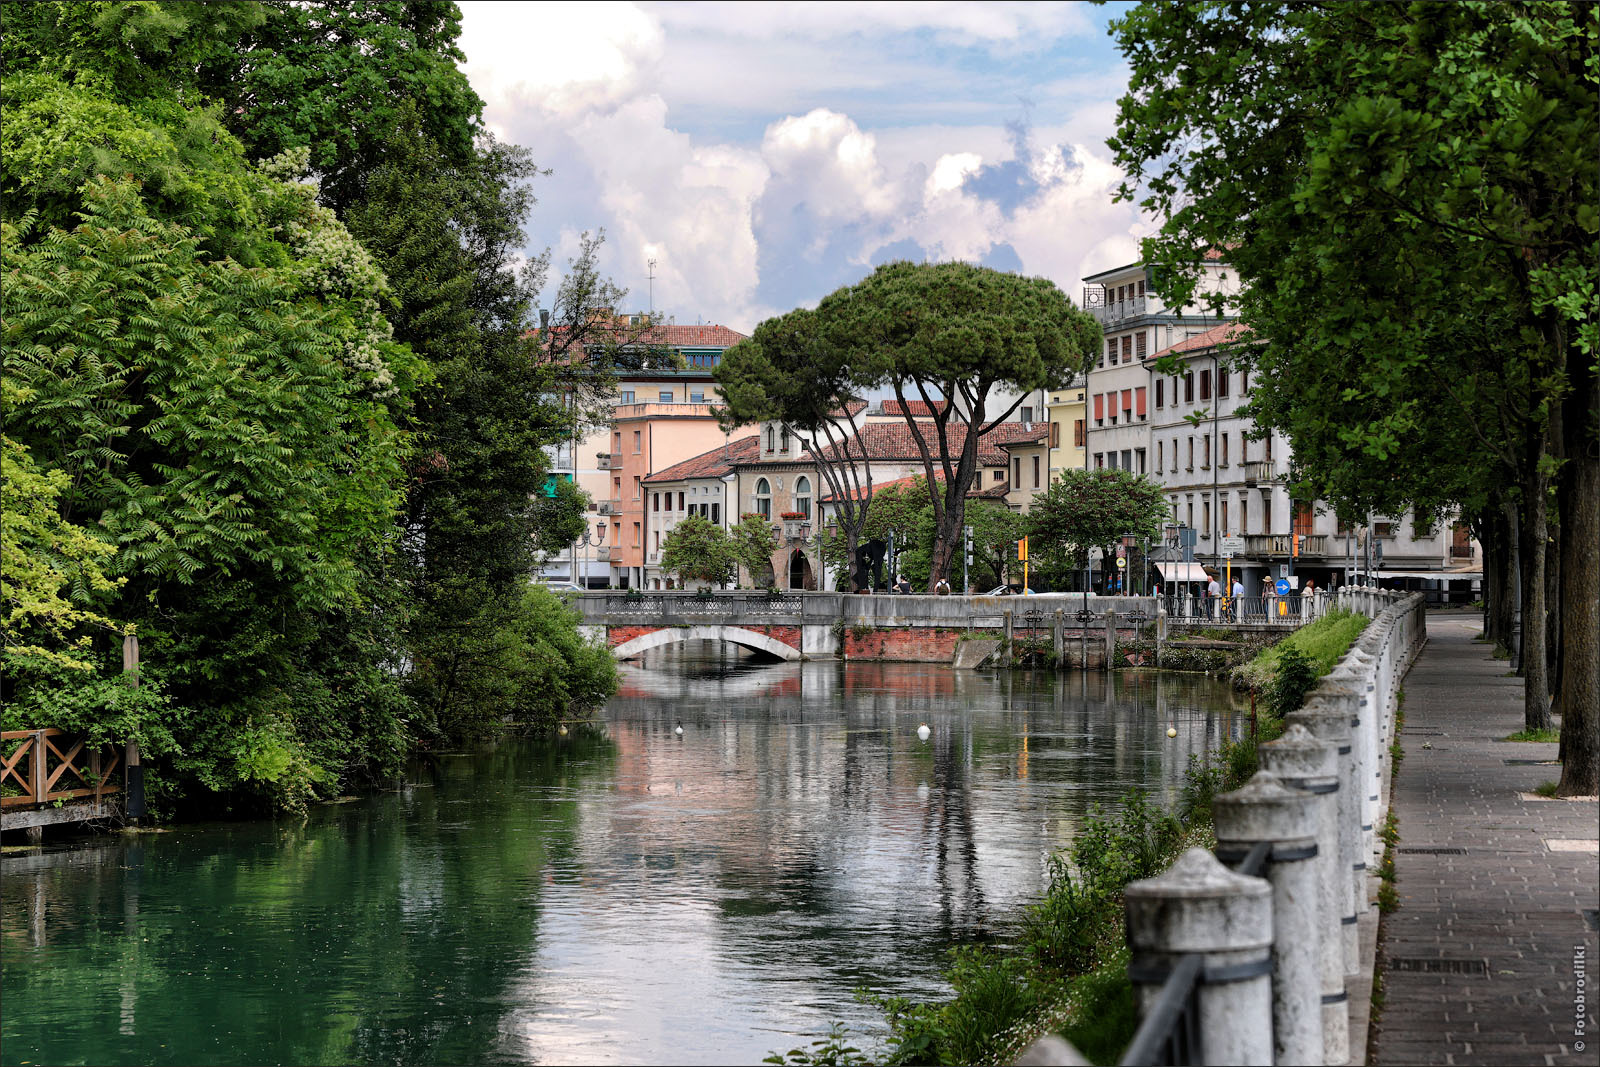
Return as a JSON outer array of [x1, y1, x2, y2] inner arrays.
[[2, 645, 1244, 1067]]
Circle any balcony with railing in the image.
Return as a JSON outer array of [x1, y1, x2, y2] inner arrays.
[[596, 545, 613, 561], [1083, 291, 1149, 325], [1241, 460, 1279, 486], [1244, 533, 1330, 558]]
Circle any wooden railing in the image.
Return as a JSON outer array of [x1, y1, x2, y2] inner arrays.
[[1, 730, 122, 808]]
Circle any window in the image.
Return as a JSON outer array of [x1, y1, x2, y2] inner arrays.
[[1220, 433, 1229, 466], [711, 502, 721, 525], [654, 530, 659, 551], [678, 491, 685, 511], [612, 523, 620, 545], [1074, 419, 1085, 447], [1121, 388, 1133, 415], [1095, 453, 1105, 469], [1203, 499, 1210, 532], [659, 390, 673, 403], [632, 522, 640, 546], [1121, 449, 1133, 470], [1241, 370, 1250, 394], [780, 425, 790, 452], [1218, 370, 1230, 398], [1136, 386, 1147, 419], [1156, 379, 1164, 408], [795, 476, 811, 518], [1049, 421, 1060, 447], [1187, 437, 1195, 470], [766, 427, 775, 452], [1157, 440, 1164, 472], [613, 431, 622, 453], [1138, 280, 1146, 296], [620, 390, 635, 405], [652, 492, 660, 512], [1021, 406, 1034, 423], [1222, 498, 1229, 534], [1374, 521, 1395, 539], [1122, 336, 1133, 363], [1240, 495, 1249, 534], [1094, 394, 1105, 425], [633, 475, 641, 499], [1184, 373, 1194, 403], [1293, 501, 1315, 536], [1107, 452, 1119, 469], [632, 430, 641, 453], [1199, 369, 1211, 401], [613, 476, 621, 499], [1187, 499, 1194, 527], [755, 477, 772, 519], [1203, 435, 1211, 469], [1136, 331, 1147, 361], [1265, 434, 1274, 459], [1105, 339, 1116, 367], [1032, 455, 1041, 486], [1136, 448, 1146, 474], [994, 469, 1005, 483], [1014, 457, 1022, 486], [690, 391, 705, 403]]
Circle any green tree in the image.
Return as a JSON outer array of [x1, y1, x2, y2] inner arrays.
[[1108, 0, 1597, 789], [729, 514, 780, 589], [716, 307, 879, 565], [964, 500, 1025, 592], [823, 262, 1100, 587], [1026, 470, 1170, 588], [660, 515, 735, 588]]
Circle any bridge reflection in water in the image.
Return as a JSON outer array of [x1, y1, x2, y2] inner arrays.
[[1, 647, 1247, 1067]]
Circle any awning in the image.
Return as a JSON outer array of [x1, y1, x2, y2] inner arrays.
[[1157, 562, 1212, 583]]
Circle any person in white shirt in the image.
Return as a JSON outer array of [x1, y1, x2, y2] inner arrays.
[[1206, 574, 1221, 618]]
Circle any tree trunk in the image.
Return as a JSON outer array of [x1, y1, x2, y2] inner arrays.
[[1556, 371, 1599, 796], [1519, 467, 1553, 732], [1490, 505, 1515, 651], [928, 495, 965, 590]]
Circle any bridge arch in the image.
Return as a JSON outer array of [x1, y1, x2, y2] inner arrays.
[[610, 624, 801, 662]]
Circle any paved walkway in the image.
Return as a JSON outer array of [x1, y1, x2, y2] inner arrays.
[[1373, 614, 1599, 1066]]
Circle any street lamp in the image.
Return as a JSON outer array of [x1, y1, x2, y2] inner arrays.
[[573, 522, 605, 590]]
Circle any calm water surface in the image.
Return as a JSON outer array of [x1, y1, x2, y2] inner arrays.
[[1, 647, 1246, 1066]]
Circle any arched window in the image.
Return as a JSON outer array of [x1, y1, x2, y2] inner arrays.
[[755, 478, 772, 519], [794, 476, 811, 519], [766, 427, 775, 452], [780, 425, 790, 452]]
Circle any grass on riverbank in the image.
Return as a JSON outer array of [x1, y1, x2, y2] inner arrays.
[[1232, 610, 1369, 691]]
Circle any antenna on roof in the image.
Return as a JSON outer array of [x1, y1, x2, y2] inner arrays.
[[647, 258, 656, 318]]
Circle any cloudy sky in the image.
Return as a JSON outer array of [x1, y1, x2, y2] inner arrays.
[[457, 0, 1149, 333]]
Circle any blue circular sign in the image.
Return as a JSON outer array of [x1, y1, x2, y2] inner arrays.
[[1275, 578, 1292, 595]]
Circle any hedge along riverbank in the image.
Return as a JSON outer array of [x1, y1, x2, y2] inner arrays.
[[768, 612, 1375, 1067]]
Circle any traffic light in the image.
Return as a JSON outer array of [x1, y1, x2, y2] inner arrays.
[[1292, 533, 1300, 558], [1017, 536, 1029, 562]]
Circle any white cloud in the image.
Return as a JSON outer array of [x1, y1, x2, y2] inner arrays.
[[454, 1, 1146, 331]]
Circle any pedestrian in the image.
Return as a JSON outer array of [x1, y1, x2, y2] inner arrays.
[[1230, 576, 1244, 621], [1206, 572, 1220, 618], [897, 574, 912, 595], [934, 577, 951, 596]]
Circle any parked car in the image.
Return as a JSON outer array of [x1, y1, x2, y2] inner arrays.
[[984, 584, 1035, 596]]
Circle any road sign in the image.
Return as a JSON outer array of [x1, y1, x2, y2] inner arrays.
[[1220, 535, 1244, 555], [1116, 557, 1126, 569], [1275, 578, 1292, 595]]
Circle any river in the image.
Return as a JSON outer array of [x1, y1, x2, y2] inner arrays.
[[1, 646, 1246, 1066]]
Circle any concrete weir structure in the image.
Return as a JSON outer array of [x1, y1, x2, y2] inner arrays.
[[1021, 587, 1427, 1067]]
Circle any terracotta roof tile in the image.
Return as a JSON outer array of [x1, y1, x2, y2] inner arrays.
[[1151, 321, 1251, 359], [820, 471, 1015, 503], [818, 420, 1046, 467], [643, 434, 760, 483]]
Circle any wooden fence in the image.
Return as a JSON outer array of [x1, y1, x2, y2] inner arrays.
[[1, 729, 123, 809]]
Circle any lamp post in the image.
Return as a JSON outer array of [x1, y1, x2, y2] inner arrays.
[[573, 522, 604, 591]]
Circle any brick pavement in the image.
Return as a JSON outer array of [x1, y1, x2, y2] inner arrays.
[[1373, 614, 1599, 1066]]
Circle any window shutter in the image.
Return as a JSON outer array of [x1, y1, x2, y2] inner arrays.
[[1050, 422, 1060, 447], [1094, 394, 1104, 420], [1136, 387, 1147, 416]]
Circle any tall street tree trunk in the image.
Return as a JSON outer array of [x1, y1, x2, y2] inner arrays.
[[1519, 467, 1553, 733], [1556, 368, 1599, 796]]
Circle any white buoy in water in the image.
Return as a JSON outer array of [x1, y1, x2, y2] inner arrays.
[[1167, 726, 1178, 738], [558, 724, 569, 737], [917, 723, 931, 741]]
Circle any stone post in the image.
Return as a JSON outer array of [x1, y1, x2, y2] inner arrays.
[[1213, 772, 1324, 1066], [1125, 847, 1275, 1067], [1104, 609, 1117, 671], [1052, 609, 1065, 669], [1258, 724, 1348, 1065], [1286, 701, 1361, 974], [1347, 646, 1385, 845], [1320, 665, 1375, 870], [1002, 610, 1014, 668]]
